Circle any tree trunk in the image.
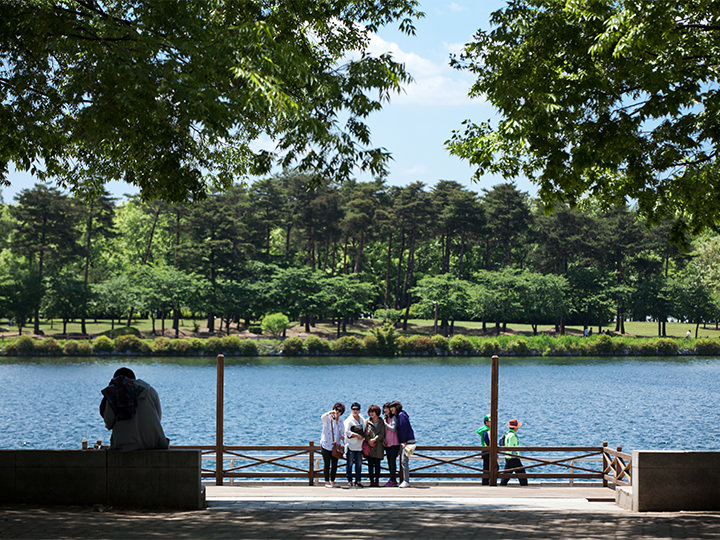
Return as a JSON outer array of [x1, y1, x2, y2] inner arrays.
[[353, 230, 365, 275], [127, 206, 161, 327], [394, 230, 406, 309], [457, 231, 466, 279], [81, 198, 94, 335], [342, 233, 349, 274], [384, 231, 393, 306]]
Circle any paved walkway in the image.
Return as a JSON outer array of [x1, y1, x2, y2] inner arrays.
[[2, 484, 719, 539]]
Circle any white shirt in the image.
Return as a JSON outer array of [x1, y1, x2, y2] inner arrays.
[[344, 414, 366, 452], [320, 412, 343, 452]]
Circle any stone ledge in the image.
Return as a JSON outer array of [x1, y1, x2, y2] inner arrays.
[[0, 449, 204, 510]]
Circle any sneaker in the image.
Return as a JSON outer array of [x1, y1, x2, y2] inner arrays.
[[383, 480, 398, 487], [398, 481, 410, 488], [325, 482, 333, 488], [346, 481, 354, 488], [354, 482, 364, 488]]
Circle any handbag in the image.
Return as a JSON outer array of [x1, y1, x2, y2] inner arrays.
[[330, 418, 344, 459], [362, 440, 371, 457]]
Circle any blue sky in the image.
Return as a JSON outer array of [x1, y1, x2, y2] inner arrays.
[[2, 0, 533, 203]]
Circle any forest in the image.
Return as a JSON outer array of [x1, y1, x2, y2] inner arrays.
[[1, 173, 719, 341]]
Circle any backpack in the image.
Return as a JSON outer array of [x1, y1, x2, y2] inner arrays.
[[498, 433, 506, 446]]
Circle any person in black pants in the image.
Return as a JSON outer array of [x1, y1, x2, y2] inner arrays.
[[320, 402, 345, 487], [500, 419, 528, 486]]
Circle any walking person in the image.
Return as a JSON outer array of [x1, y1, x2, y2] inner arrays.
[[500, 419, 528, 486], [382, 402, 400, 487], [320, 402, 345, 487], [364, 404, 385, 487], [344, 402, 365, 487], [391, 401, 415, 488], [477, 413, 492, 486]]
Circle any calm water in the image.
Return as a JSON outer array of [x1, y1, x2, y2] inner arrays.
[[0, 356, 718, 452]]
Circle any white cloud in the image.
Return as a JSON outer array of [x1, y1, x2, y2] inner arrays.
[[367, 34, 483, 107], [448, 2, 465, 12]]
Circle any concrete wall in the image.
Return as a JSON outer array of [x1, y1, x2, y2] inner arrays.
[[632, 450, 720, 512], [0, 449, 204, 510]]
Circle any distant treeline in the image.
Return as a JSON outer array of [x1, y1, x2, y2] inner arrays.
[[1, 174, 719, 337]]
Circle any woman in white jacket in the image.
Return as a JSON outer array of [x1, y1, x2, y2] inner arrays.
[[320, 402, 345, 487]]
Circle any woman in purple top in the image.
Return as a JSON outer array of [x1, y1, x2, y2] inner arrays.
[[382, 402, 400, 487], [390, 400, 415, 488]]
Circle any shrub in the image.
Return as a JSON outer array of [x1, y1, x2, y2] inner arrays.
[[15, 335, 37, 354], [204, 337, 224, 355], [261, 313, 289, 338], [63, 340, 80, 355], [695, 338, 720, 355], [76, 341, 92, 355], [248, 325, 263, 335], [2, 336, 36, 355], [186, 338, 205, 354], [281, 337, 304, 356], [36, 337, 62, 355], [331, 336, 364, 355], [238, 339, 258, 356], [103, 326, 141, 339], [371, 325, 398, 356], [398, 335, 434, 355], [363, 334, 379, 355], [476, 339, 500, 357], [504, 338, 530, 355], [114, 334, 149, 354], [220, 336, 243, 354], [545, 343, 567, 356], [655, 338, 679, 355], [432, 335, 449, 355], [585, 334, 613, 355], [152, 337, 172, 355], [92, 335, 114, 353], [373, 308, 403, 325], [449, 335, 473, 355], [305, 335, 331, 355]]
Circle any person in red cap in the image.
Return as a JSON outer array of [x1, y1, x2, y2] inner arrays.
[[500, 419, 528, 486]]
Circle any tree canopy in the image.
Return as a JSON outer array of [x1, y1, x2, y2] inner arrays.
[[448, 0, 720, 241], [0, 0, 422, 201]]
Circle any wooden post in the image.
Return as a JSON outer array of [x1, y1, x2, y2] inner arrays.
[[615, 445, 623, 482], [602, 441, 608, 487], [308, 440, 315, 486], [489, 354, 499, 486], [216, 353, 225, 486]]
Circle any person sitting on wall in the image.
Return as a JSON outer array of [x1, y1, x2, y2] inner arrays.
[[100, 367, 169, 451]]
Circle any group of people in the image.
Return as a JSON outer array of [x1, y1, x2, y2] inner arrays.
[[477, 415, 528, 486], [98, 367, 527, 488], [320, 401, 416, 488]]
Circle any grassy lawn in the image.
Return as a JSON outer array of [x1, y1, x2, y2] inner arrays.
[[2, 317, 719, 341]]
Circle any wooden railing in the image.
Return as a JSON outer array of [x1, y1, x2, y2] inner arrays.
[[173, 441, 632, 487]]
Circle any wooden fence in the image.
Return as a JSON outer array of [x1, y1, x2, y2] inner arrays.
[[173, 441, 631, 487]]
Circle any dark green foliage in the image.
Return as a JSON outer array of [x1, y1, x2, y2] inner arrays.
[[281, 337, 304, 356], [331, 336, 364, 355], [304, 335, 331, 355], [449, 334, 473, 355], [35, 337, 62, 355], [695, 339, 720, 355], [432, 335, 449, 355], [114, 335, 149, 353], [91, 336, 114, 353], [397, 335, 435, 355]]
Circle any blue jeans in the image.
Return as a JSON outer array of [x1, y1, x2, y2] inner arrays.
[[346, 450, 363, 483]]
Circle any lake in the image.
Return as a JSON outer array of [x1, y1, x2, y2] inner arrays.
[[0, 356, 718, 452]]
